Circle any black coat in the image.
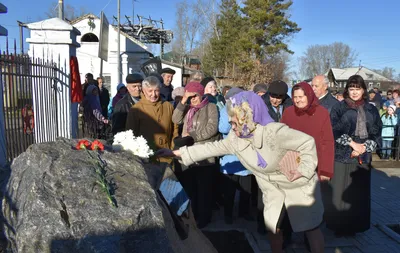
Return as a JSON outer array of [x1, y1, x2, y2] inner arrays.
[[99, 87, 110, 118], [319, 92, 339, 113], [330, 100, 382, 164], [160, 84, 173, 101], [261, 93, 293, 122], [112, 95, 139, 135]]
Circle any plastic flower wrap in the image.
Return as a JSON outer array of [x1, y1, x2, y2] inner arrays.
[[112, 130, 154, 158]]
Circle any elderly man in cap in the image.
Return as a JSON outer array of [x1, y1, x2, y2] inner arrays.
[[112, 73, 144, 135], [160, 67, 176, 101], [311, 75, 338, 113], [261, 80, 293, 122]]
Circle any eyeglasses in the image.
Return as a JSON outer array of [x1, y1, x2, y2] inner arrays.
[[388, 94, 392, 96]]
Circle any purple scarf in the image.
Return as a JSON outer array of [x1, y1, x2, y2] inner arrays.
[[186, 97, 209, 132], [230, 91, 274, 168]]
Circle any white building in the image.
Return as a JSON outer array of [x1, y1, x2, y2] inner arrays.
[[70, 14, 153, 97]]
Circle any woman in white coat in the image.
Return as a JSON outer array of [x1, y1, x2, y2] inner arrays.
[[158, 91, 325, 253]]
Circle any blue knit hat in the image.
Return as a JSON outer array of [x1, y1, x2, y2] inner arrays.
[[117, 83, 125, 91]]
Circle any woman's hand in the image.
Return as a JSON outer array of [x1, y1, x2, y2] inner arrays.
[[350, 151, 360, 158], [350, 141, 366, 154], [156, 148, 181, 158], [288, 169, 303, 182], [181, 91, 197, 105], [103, 119, 109, 124], [320, 176, 330, 181]]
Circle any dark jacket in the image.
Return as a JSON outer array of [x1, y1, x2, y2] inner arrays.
[[160, 84, 173, 101], [99, 87, 110, 118], [319, 92, 339, 113], [112, 94, 139, 135], [261, 93, 293, 122], [330, 100, 382, 164]]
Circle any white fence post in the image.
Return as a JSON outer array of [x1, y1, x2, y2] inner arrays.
[[26, 18, 81, 141], [0, 70, 7, 167]]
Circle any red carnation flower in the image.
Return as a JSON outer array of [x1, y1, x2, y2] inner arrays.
[[76, 140, 90, 150], [91, 140, 104, 151]]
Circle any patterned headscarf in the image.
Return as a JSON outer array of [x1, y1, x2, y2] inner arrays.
[[230, 91, 274, 134], [229, 91, 274, 168]]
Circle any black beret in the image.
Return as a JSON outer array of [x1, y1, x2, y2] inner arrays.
[[200, 77, 215, 87], [253, 83, 268, 93], [268, 80, 288, 96], [126, 73, 144, 84], [368, 89, 375, 94], [160, 68, 176, 75]]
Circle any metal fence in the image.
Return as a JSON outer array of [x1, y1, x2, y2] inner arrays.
[[0, 49, 70, 162]]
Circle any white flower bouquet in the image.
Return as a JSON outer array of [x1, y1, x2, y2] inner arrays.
[[112, 130, 154, 158]]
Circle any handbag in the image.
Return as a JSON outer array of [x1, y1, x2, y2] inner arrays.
[[278, 150, 303, 182]]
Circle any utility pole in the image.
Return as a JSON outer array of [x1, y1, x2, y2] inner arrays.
[[117, 0, 121, 83], [58, 0, 64, 20], [17, 21, 25, 54]]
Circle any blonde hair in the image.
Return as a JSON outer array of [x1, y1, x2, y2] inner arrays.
[[227, 100, 256, 136]]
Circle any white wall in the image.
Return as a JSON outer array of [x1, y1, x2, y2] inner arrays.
[[74, 17, 152, 97]]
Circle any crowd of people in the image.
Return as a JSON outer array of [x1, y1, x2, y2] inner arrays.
[[80, 69, 389, 253]]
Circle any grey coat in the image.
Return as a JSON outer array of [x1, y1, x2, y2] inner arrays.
[[179, 123, 323, 233], [172, 102, 220, 165]]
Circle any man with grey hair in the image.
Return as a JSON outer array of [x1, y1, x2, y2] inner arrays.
[[125, 76, 178, 163], [311, 75, 338, 113]]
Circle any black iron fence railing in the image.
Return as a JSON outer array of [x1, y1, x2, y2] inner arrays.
[[0, 50, 69, 162]]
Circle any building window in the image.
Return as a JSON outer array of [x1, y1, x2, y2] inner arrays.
[[368, 82, 373, 89], [81, 33, 99, 42], [376, 82, 380, 87], [102, 75, 111, 91]]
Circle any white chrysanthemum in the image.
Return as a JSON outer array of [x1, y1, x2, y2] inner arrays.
[[112, 131, 154, 158]]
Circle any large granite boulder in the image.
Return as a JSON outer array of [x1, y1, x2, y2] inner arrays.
[[1, 138, 216, 253]]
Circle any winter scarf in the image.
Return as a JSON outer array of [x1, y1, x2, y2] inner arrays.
[[186, 97, 209, 132], [345, 98, 368, 139]]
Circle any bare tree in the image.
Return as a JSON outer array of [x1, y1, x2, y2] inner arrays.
[[193, 0, 220, 40], [299, 42, 357, 78], [45, 2, 87, 21], [373, 67, 396, 80]]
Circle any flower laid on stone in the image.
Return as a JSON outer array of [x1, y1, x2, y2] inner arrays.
[[75, 139, 117, 207], [112, 130, 154, 158], [76, 139, 105, 151], [91, 140, 105, 151], [76, 140, 90, 150]]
